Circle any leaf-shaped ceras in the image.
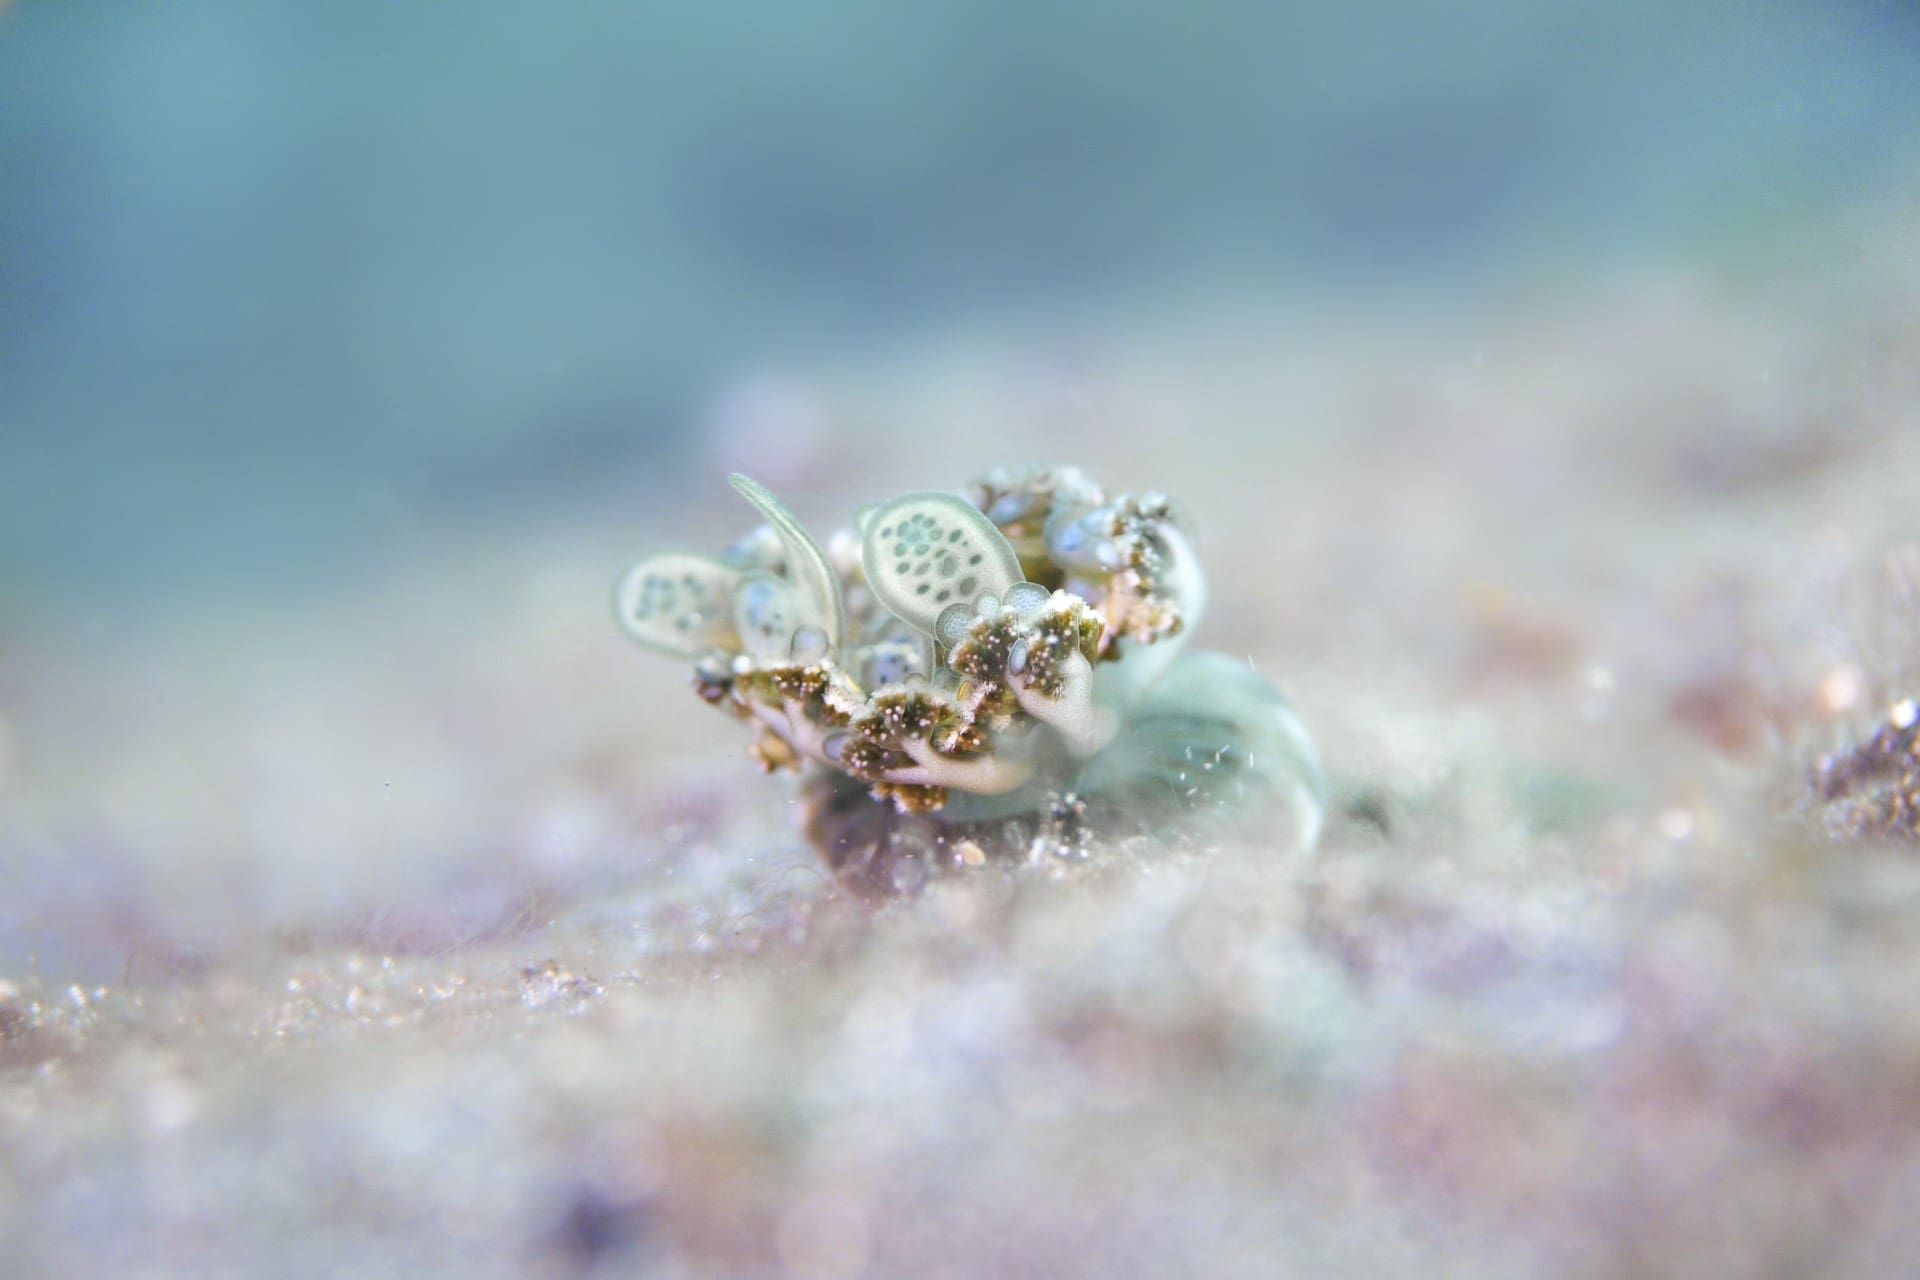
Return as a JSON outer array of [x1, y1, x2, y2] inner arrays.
[[862, 491, 1112, 758], [728, 473, 848, 662], [859, 492, 1024, 637], [613, 552, 743, 658]]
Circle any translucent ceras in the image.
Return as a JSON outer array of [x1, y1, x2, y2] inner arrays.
[[615, 465, 1325, 884]]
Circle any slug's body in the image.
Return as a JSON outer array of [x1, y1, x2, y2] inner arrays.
[[617, 465, 1323, 887]]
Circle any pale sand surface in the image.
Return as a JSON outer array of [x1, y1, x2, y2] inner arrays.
[[5, 236, 1920, 1276]]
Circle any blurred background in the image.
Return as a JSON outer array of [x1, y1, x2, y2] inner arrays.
[[3, 0, 1917, 615], [2, 0, 1920, 977]]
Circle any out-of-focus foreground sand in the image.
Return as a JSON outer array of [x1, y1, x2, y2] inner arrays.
[[6, 228, 1920, 1277]]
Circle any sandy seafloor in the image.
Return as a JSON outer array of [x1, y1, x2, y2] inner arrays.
[[7, 227, 1920, 1277]]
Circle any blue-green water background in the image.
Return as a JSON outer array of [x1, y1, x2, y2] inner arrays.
[[3, 0, 1918, 619]]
